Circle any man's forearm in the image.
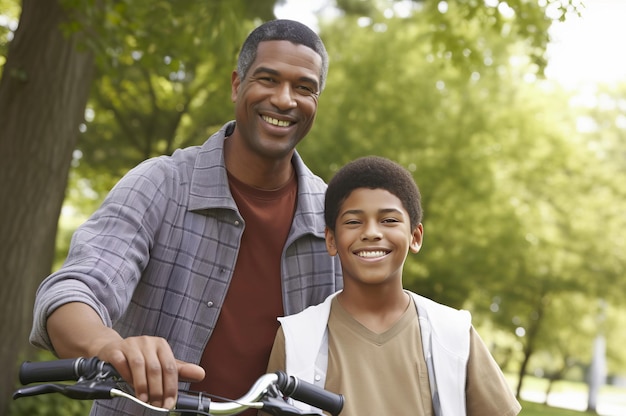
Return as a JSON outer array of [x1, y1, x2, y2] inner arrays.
[[47, 302, 122, 358]]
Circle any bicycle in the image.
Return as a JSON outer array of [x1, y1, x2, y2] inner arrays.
[[12, 357, 344, 416]]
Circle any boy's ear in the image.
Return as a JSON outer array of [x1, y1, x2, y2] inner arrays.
[[325, 227, 338, 256], [409, 223, 424, 254]]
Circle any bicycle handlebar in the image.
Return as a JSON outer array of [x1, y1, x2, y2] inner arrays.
[[19, 357, 114, 384], [14, 357, 344, 416]]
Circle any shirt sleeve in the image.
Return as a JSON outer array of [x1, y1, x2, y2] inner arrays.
[[466, 327, 522, 416], [257, 327, 288, 416], [30, 157, 174, 351], [266, 325, 287, 374]]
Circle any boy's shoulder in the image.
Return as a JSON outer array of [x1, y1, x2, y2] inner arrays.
[[410, 292, 470, 319], [279, 292, 337, 328], [410, 291, 472, 357]]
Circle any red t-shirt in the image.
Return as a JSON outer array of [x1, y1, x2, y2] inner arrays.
[[190, 170, 297, 415]]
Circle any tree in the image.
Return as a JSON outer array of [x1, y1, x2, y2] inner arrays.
[[476, 78, 626, 397], [0, 1, 94, 411]]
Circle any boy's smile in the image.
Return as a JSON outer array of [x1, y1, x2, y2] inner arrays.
[[355, 249, 390, 258]]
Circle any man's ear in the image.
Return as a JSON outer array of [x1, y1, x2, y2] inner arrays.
[[325, 227, 338, 256], [231, 70, 240, 102], [409, 223, 424, 254]]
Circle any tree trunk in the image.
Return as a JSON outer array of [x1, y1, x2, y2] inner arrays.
[[587, 335, 606, 413], [515, 342, 533, 399], [0, 0, 94, 412], [514, 295, 547, 399]]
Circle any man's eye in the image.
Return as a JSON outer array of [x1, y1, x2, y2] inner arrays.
[[382, 218, 399, 223], [296, 85, 317, 95], [258, 76, 277, 84]]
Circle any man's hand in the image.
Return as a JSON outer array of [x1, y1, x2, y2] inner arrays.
[[47, 302, 205, 409], [97, 336, 205, 409]]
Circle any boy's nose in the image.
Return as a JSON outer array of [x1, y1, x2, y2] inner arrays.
[[361, 223, 382, 240]]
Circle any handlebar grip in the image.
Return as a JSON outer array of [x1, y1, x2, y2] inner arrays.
[[175, 392, 212, 412], [19, 358, 83, 384], [19, 357, 119, 385], [275, 371, 344, 416]]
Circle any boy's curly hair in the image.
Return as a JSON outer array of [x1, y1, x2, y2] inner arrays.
[[324, 156, 422, 231]]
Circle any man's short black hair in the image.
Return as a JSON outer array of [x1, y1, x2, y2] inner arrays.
[[237, 19, 329, 92], [325, 156, 422, 231]]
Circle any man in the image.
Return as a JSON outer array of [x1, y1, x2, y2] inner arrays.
[[30, 19, 342, 416]]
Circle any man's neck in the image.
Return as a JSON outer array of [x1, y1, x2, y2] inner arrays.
[[223, 134, 294, 190]]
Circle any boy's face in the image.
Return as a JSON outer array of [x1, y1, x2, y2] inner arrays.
[[325, 188, 423, 288]]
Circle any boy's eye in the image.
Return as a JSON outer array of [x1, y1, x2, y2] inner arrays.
[[382, 218, 399, 224]]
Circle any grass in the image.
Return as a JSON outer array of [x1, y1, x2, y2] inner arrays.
[[512, 375, 626, 416], [520, 400, 594, 415]]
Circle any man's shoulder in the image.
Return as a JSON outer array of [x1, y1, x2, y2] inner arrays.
[[134, 125, 228, 182], [127, 152, 196, 187]]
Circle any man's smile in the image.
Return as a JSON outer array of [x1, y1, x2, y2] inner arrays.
[[261, 114, 293, 127]]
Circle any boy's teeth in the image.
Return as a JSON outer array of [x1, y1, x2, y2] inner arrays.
[[263, 116, 291, 127], [358, 251, 386, 258]]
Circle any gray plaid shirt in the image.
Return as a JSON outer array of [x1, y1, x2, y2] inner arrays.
[[31, 121, 342, 415]]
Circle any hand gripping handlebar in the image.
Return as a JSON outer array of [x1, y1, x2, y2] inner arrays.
[[14, 357, 344, 416]]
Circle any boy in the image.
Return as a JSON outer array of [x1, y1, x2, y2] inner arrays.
[[266, 156, 521, 416]]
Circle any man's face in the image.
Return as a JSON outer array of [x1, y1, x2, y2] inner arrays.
[[231, 40, 322, 160]]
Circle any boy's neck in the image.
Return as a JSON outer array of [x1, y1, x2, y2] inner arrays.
[[337, 288, 411, 334]]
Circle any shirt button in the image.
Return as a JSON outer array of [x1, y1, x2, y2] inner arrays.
[[234, 220, 240, 226], [314, 374, 321, 381], [206, 301, 214, 307]]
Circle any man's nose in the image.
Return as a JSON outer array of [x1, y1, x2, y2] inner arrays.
[[271, 83, 297, 110]]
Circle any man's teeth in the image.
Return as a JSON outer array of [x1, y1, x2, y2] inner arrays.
[[357, 251, 387, 258], [263, 116, 291, 127]]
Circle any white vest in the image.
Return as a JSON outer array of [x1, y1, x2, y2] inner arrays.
[[278, 291, 471, 416]]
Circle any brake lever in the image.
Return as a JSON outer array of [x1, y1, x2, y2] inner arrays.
[[261, 385, 326, 416], [13, 383, 67, 399], [261, 396, 325, 416], [13, 380, 117, 401]]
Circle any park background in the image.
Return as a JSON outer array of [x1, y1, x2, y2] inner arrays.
[[1, 0, 625, 415]]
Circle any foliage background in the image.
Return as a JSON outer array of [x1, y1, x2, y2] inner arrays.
[[1, 0, 625, 414]]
